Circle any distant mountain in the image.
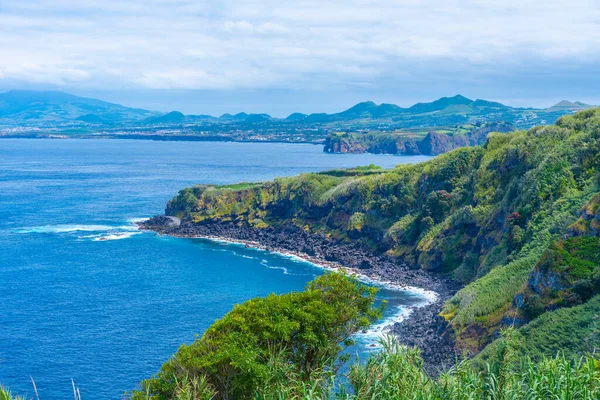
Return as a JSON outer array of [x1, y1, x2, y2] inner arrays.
[[408, 94, 474, 113], [0, 90, 157, 125], [328, 101, 406, 120], [546, 100, 594, 113], [244, 114, 272, 124], [144, 111, 185, 125], [219, 112, 249, 122], [304, 113, 331, 123], [285, 112, 308, 122], [0, 90, 594, 132], [311, 95, 595, 128], [297, 95, 507, 125]]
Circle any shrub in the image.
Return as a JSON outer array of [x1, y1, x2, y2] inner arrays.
[[133, 273, 382, 400]]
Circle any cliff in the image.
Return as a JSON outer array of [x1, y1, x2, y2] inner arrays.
[[323, 122, 514, 155], [157, 109, 600, 361]]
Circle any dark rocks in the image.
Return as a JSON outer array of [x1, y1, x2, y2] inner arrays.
[[528, 269, 565, 295], [138, 215, 180, 230], [324, 122, 513, 156], [392, 295, 458, 375], [141, 218, 462, 372]]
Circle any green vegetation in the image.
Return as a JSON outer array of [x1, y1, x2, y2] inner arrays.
[[135, 328, 600, 400], [475, 296, 600, 368], [2, 276, 599, 399], [133, 273, 382, 399], [130, 275, 600, 400], [0, 386, 26, 400], [166, 108, 600, 358], [323, 122, 513, 155]]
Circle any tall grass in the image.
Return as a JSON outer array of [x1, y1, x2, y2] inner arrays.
[[133, 330, 600, 399], [0, 380, 82, 400], [343, 332, 600, 400], [3, 333, 599, 400]]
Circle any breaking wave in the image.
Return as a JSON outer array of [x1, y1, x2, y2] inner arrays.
[[14, 219, 145, 242]]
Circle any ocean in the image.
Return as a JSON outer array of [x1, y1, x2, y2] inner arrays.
[[0, 139, 432, 399]]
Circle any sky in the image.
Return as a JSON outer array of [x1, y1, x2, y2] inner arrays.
[[0, 0, 599, 116]]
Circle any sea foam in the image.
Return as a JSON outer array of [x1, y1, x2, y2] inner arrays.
[[195, 235, 436, 347], [15, 219, 145, 241], [92, 231, 142, 241]]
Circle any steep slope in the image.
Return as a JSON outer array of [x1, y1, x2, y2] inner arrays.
[[158, 108, 600, 360], [324, 122, 514, 155]]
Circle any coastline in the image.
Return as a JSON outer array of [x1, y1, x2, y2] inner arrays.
[[138, 216, 460, 372], [0, 135, 324, 145], [193, 233, 439, 303], [190, 234, 439, 350]]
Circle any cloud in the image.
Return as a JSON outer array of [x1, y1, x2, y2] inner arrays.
[[0, 0, 598, 93]]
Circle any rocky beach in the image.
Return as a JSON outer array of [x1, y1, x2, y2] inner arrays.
[[139, 215, 461, 372]]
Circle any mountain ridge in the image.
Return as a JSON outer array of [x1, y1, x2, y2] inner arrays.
[[0, 90, 594, 128]]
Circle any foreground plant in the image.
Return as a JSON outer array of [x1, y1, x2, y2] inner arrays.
[[344, 330, 600, 399], [2, 325, 598, 399], [133, 272, 382, 400]]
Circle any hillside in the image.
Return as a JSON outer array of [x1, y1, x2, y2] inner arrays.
[[0, 90, 156, 125], [323, 122, 514, 155], [546, 100, 594, 113], [308, 95, 594, 129], [0, 91, 593, 134], [156, 108, 600, 362]]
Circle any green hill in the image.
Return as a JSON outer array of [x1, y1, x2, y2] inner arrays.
[[0, 90, 591, 132], [0, 90, 156, 125], [323, 122, 514, 155], [546, 100, 594, 113], [143, 110, 185, 125], [163, 108, 600, 360]]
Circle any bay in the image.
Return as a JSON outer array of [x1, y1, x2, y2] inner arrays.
[[0, 139, 432, 399]]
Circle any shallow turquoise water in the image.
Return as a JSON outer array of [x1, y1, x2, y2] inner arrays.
[[0, 139, 431, 399]]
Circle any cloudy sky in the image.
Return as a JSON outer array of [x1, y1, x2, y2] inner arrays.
[[0, 0, 598, 115]]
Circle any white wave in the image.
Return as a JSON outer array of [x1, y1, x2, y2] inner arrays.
[[16, 224, 121, 234], [350, 274, 438, 303], [16, 219, 144, 241], [260, 259, 289, 274], [193, 234, 438, 347], [126, 217, 150, 224], [196, 235, 437, 301], [207, 237, 247, 246], [269, 250, 438, 302], [92, 232, 141, 241], [116, 225, 142, 232], [356, 306, 414, 350], [266, 265, 289, 274], [77, 233, 103, 239]]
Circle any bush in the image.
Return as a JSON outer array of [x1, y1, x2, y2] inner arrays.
[[133, 273, 382, 400], [572, 279, 595, 302], [522, 294, 544, 320]]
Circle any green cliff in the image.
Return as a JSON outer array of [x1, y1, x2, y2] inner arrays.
[[323, 122, 514, 155], [165, 108, 600, 360]]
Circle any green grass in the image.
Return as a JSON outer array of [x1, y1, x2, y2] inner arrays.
[[474, 296, 600, 368], [164, 108, 600, 356]]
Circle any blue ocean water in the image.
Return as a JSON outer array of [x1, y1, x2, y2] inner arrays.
[[0, 139, 431, 399]]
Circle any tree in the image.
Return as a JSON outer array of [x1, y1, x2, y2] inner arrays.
[[134, 272, 382, 400]]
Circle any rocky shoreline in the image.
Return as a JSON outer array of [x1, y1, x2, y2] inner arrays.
[[139, 216, 461, 373]]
